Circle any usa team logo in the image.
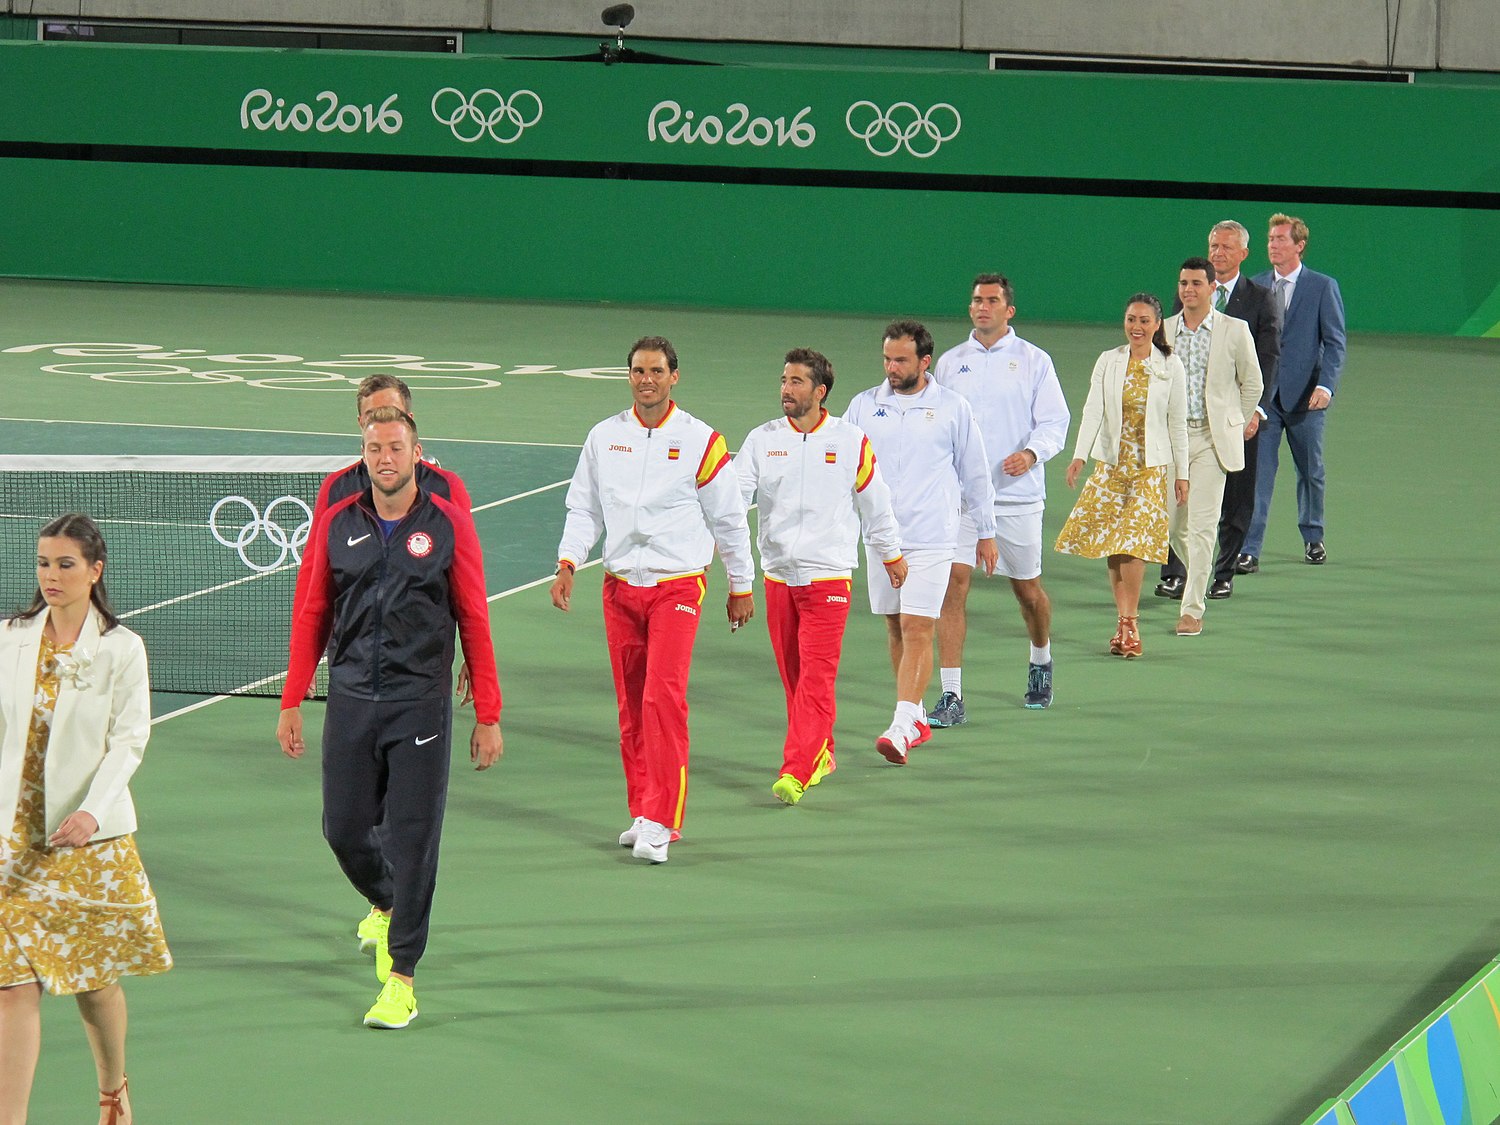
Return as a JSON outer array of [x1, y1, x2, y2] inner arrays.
[[406, 531, 434, 558]]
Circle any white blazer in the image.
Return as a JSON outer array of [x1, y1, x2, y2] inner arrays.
[[0, 608, 150, 841], [1070, 345, 1190, 480], [1163, 310, 1264, 473]]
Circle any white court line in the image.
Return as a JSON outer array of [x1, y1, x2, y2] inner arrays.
[[152, 559, 601, 725], [0, 416, 583, 450], [470, 479, 567, 514], [123, 563, 298, 618]]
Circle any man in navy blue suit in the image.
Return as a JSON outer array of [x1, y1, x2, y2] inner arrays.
[[1240, 213, 1346, 570]]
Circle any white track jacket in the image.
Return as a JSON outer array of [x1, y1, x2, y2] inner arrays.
[[557, 402, 755, 591], [933, 330, 1071, 515], [737, 411, 903, 585], [842, 378, 996, 552]]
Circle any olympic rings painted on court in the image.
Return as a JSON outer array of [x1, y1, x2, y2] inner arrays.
[[41, 362, 243, 384], [209, 495, 314, 573], [241, 372, 504, 392], [11, 344, 611, 388], [431, 88, 544, 144], [844, 101, 961, 158]]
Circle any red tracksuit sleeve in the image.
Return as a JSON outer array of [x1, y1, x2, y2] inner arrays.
[[281, 504, 338, 709], [289, 468, 341, 628], [437, 465, 474, 513], [438, 495, 502, 725]]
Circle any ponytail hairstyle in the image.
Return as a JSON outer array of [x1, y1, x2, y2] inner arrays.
[[13, 513, 121, 633], [1125, 291, 1173, 358]]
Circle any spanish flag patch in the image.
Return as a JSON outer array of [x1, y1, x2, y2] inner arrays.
[[825, 449, 838, 464], [854, 436, 877, 492], [695, 432, 730, 487], [667, 444, 681, 461]]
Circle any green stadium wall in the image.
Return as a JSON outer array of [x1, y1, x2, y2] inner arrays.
[[0, 39, 1497, 334]]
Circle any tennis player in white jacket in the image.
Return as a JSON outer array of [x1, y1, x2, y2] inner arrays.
[[738, 348, 907, 806], [843, 321, 997, 765], [550, 336, 755, 864], [930, 273, 1071, 718]]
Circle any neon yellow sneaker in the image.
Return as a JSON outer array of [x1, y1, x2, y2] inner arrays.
[[375, 932, 393, 984], [771, 774, 805, 806], [356, 908, 389, 955], [808, 746, 837, 788], [363, 977, 418, 1029]]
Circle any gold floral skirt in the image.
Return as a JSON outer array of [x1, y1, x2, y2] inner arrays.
[[0, 834, 172, 995], [1054, 460, 1170, 563]]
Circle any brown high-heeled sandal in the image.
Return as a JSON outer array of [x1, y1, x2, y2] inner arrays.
[[1109, 616, 1130, 656], [1118, 615, 1143, 659], [100, 1077, 129, 1125]]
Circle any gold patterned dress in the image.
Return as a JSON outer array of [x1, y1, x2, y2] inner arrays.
[[0, 635, 171, 994], [1054, 357, 1170, 562]]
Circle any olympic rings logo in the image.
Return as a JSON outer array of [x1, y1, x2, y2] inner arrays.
[[845, 101, 961, 158], [209, 496, 314, 573], [431, 88, 544, 144]]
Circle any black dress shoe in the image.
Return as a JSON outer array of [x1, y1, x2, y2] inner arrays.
[[1305, 541, 1327, 565], [1207, 578, 1233, 599], [1234, 554, 1259, 574], [1154, 575, 1185, 599]]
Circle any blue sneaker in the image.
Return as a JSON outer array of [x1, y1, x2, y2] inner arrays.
[[927, 691, 966, 728], [1024, 662, 1053, 709]]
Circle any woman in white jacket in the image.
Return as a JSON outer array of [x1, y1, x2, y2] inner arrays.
[[1056, 294, 1189, 658], [0, 514, 170, 1125]]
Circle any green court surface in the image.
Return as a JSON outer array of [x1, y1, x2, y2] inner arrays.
[[1, 278, 1497, 1123]]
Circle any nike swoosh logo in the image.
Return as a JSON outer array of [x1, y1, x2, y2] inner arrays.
[[414, 735, 439, 746], [347, 534, 371, 547]]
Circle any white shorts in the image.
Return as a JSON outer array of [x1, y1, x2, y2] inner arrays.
[[952, 510, 1043, 581], [866, 548, 951, 618]]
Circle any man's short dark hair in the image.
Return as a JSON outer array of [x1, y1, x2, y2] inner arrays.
[[628, 335, 679, 373], [972, 273, 1015, 306], [784, 347, 834, 397], [1180, 256, 1215, 282], [883, 320, 934, 361], [356, 374, 413, 412]]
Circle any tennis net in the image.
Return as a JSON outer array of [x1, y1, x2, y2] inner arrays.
[[0, 455, 354, 697]]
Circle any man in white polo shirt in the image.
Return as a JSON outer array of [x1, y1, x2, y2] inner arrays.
[[930, 273, 1070, 719], [844, 320, 996, 765]]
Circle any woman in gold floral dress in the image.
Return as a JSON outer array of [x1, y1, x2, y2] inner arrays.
[[1056, 294, 1190, 658], [0, 514, 170, 1125]]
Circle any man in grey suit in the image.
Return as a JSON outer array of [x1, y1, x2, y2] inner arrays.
[[1241, 212, 1346, 569], [1162, 258, 1263, 635], [1157, 220, 1279, 600]]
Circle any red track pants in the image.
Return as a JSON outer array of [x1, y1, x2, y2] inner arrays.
[[602, 573, 705, 831], [765, 578, 851, 784]]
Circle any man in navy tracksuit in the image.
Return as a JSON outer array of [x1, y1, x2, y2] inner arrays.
[[292, 373, 476, 703], [277, 405, 502, 1029]]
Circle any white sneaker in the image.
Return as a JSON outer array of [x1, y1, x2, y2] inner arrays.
[[631, 819, 671, 864], [618, 815, 647, 847], [875, 722, 910, 765]]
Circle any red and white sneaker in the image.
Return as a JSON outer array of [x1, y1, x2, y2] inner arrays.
[[875, 719, 931, 765], [618, 816, 681, 847]]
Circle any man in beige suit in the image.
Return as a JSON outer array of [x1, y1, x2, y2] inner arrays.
[[1165, 257, 1263, 635]]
